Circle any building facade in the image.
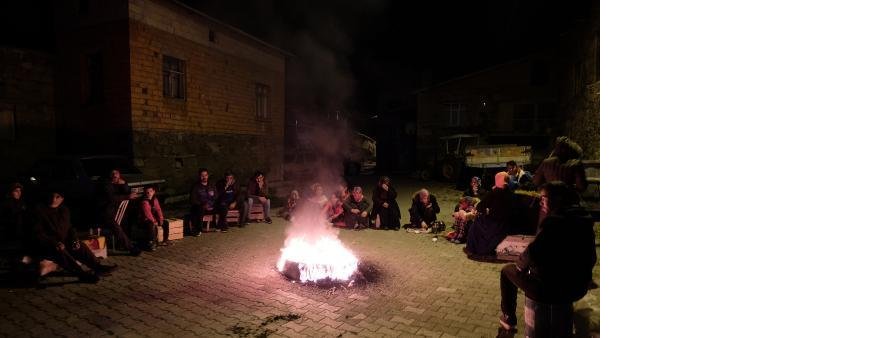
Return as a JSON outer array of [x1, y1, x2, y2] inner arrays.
[[54, 0, 288, 196]]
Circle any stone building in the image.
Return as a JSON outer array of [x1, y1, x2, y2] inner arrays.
[[414, 53, 562, 170], [0, 48, 55, 179], [54, 0, 289, 197]]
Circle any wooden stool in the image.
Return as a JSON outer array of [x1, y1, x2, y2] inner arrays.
[[226, 209, 241, 225], [249, 202, 265, 222], [524, 297, 574, 338]]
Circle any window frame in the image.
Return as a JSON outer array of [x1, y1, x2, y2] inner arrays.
[[162, 55, 186, 100]]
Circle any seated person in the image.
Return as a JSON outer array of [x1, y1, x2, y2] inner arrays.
[[497, 182, 597, 337], [139, 185, 168, 250], [446, 196, 478, 244], [407, 189, 440, 231], [30, 190, 116, 283], [326, 193, 345, 227], [464, 176, 487, 198], [506, 161, 533, 191], [245, 171, 272, 224], [97, 169, 140, 255], [371, 176, 401, 230], [342, 186, 370, 229], [306, 183, 329, 211], [189, 168, 219, 236], [466, 172, 515, 257], [280, 189, 300, 221], [0, 183, 27, 247], [214, 172, 241, 231]]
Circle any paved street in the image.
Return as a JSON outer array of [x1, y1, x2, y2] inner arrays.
[[0, 178, 599, 337]]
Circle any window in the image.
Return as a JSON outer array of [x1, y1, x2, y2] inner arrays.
[[255, 84, 270, 119], [82, 52, 104, 105], [446, 103, 464, 127], [162, 55, 186, 99]]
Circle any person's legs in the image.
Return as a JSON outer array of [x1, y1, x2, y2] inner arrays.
[[104, 212, 134, 251], [161, 220, 170, 242], [216, 204, 229, 231], [261, 197, 272, 223], [244, 198, 253, 224], [499, 264, 545, 329], [189, 205, 204, 235], [68, 244, 102, 271]]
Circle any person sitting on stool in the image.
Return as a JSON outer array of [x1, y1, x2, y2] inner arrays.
[[497, 181, 597, 337]]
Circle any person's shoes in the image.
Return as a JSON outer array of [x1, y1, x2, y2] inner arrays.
[[158, 241, 169, 246], [146, 241, 156, 252], [221, 228, 229, 233], [78, 272, 100, 284], [129, 247, 142, 257], [498, 314, 517, 331], [93, 264, 118, 276], [496, 326, 517, 338], [265, 218, 272, 224], [194, 232, 202, 237]]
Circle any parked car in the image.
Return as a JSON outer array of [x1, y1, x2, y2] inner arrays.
[[17, 155, 165, 229]]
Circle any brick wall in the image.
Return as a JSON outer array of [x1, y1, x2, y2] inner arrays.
[[127, 0, 286, 195], [559, 13, 600, 160], [0, 48, 55, 178]]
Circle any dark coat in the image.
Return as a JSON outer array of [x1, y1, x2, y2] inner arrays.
[[409, 194, 440, 225], [216, 180, 241, 207], [518, 206, 596, 302], [371, 185, 401, 227], [247, 180, 269, 198], [532, 158, 587, 192], [475, 187, 515, 224], [0, 197, 26, 243], [99, 181, 131, 217], [463, 186, 487, 199], [190, 182, 218, 210], [31, 205, 77, 251], [343, 196, 370, 215]]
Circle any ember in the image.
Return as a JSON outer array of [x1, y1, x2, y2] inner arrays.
[[276, 235, 359, 283]]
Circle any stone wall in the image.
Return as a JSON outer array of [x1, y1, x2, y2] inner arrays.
[[127, 0, 286, 196], [132, 130, 279, 197], [0, 47, 55, 178]]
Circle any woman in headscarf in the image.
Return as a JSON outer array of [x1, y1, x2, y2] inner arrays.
[[370, 176, 401, 230], [463, 176, 487, 198]]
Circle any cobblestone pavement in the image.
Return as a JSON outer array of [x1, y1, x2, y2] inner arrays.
[[0, 177, 599, 337]]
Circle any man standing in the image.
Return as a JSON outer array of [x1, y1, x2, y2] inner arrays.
[[497, 182, 597, 337], [189, 168, 218, 237]]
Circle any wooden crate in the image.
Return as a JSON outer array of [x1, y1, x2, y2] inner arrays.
[[495, 235, 535, 261], [81, 236, 107, 259], [249, 203, 265, 222], [165, 218, 184, 241]]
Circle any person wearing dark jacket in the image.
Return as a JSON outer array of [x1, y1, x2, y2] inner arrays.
[[0, 183, 27, 246], [370, 176, 401, 230], [463, 176, 487, 199], [214, 172, 240, 231], [496, 182, 597, 337], [97, 169, 139, 255], [342, 186, 370, 229], [466, 172, 515, 257], [245, 171, 272, 224], [31, 190, 116, 283], [407, 189, 440, 231], [189, 168, 218, 237], [532, 136, 588, 193]]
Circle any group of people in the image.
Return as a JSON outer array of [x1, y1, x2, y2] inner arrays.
[[187, 168, 273, 237], [280, 176, 442, 232]]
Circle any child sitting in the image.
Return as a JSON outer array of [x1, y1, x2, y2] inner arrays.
[[280, 189, 300, 221], [447, 196, 478, 243]]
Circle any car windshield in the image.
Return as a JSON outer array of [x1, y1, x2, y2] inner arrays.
[[81, 157, 142, 178]]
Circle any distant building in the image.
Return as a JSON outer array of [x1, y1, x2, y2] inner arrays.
[[414, 53, 562, 171], [53, 0, 289, 196]]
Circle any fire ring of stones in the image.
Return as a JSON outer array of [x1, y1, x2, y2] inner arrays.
[[279, 260, 383, 289]]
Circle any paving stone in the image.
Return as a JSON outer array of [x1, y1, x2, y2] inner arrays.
[[0, 177, 600, 338]]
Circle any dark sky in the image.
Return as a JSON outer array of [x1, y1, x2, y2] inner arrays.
[[179, 0, 592, 112]]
